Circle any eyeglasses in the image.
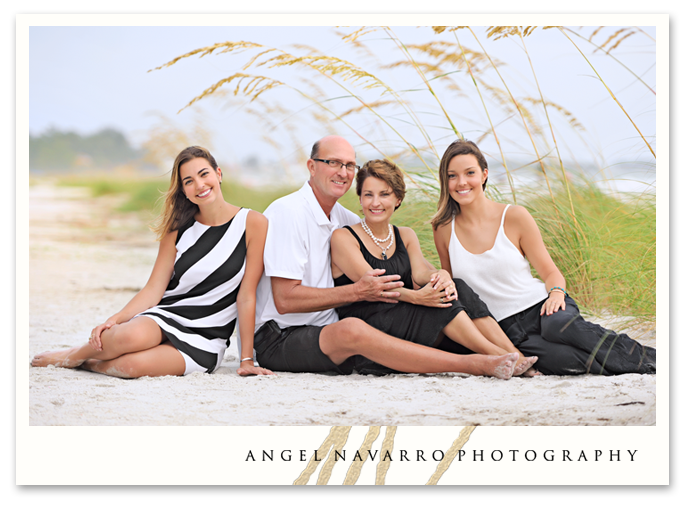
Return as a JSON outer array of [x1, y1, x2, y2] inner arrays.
[[312, 158, 360, 171]]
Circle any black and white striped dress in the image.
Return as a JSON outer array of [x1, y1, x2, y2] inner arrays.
[[137, 208, 249, 375]]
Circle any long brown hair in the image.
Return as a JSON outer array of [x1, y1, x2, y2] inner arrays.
[[431, 139, 488, 230], [151, 146, 219, 240]]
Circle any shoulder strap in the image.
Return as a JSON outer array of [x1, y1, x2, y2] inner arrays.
[[345, 224, 383, 259], [500, 204, 511, 227], [344, 225, 368, 249], [392, 225, 404, 247]]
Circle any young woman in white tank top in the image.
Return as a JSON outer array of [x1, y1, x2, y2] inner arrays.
[[431, 140, 655, 376]]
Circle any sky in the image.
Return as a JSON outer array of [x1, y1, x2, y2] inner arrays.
[[27, 21, 657, 185]]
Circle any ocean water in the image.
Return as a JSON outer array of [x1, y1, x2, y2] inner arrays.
[[233, 156, 657, 202]]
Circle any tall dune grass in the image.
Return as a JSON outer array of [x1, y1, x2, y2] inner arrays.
[[150, 25, 656, 327], [520, 182, 655, 324], [338, 174, 656, 327]]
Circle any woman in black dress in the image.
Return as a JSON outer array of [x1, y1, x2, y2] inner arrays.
[[330, 159, 538, 376]]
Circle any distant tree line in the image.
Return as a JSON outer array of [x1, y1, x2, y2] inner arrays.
[[30, 128, 144, 171]]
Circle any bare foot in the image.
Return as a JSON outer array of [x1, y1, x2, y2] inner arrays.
[[31, 347, 85, 368], [522, 367, 543, 377], [513, 356, 538, 376], [488, 352, 519, 380]]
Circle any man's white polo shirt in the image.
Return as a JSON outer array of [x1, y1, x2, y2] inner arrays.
[[254, 181, 360, 332]]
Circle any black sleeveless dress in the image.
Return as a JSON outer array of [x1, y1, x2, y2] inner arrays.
[[334, 225, 465, 375]]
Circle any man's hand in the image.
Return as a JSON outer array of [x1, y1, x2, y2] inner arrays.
[[237, 361, 276, 376], [353, 269, 404, 303]]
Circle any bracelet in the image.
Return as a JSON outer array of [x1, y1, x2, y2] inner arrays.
[[240, 357, 254, 363], [549, 286, 567, 297]]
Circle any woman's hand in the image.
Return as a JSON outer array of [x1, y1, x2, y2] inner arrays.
[[430, 270, 457, 300], [540, 291, 566, 316], [410, 282, 456, 308], [237, 361, 275, 376], [88, 319, 117, 351]]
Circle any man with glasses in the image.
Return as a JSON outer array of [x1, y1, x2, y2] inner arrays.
[[252, 135, 518, 378]]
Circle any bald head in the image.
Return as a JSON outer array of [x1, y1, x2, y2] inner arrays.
[[310, 136, 355, 161], [306, 135, 357, 215]]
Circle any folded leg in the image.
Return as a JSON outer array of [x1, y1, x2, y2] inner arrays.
[[540, 297, 655, 374], [517, 333, 611, 376], [81, 342, 186, 378]]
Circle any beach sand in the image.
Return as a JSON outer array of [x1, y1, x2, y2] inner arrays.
[[27, 184, 656, 426]]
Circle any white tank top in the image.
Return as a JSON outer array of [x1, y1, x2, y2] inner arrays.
[[448, 205, 548, 321]]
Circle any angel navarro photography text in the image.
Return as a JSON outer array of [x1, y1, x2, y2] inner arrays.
[[245, 448, 639, 463]]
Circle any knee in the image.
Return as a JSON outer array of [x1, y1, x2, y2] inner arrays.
[[104, 325, 131, 347], [328, 318, 371, 352], [106, 324, 147, 351], [541, 310, 578, 340], [453, 278, 489, 319], [453, 278, 473, 292], [453, 278, 479, 301]]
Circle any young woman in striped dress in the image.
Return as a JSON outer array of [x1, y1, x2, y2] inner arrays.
[[32, 146, 274, 377]]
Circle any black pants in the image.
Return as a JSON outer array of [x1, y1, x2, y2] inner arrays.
[[498, 296, 656, 375]]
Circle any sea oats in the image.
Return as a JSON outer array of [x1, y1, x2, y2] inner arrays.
[[148, 41, 264, 72], [522, 97, 585, 132], [340, 26, 381, 44], [148, 26, 656, 315], [486, 26, 538, 40], [557, 27, 655, 158], [587, 26, 606, 42], [606, 31, 636, 54], [431, 26, 468, 34], [289, 43, 324, 55], [594, 28, 628, 52]]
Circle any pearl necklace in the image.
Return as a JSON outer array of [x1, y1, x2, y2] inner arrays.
[[361, 219, 394, 260]]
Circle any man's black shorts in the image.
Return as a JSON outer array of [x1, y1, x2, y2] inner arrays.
[[253, 320, 354, 374]]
